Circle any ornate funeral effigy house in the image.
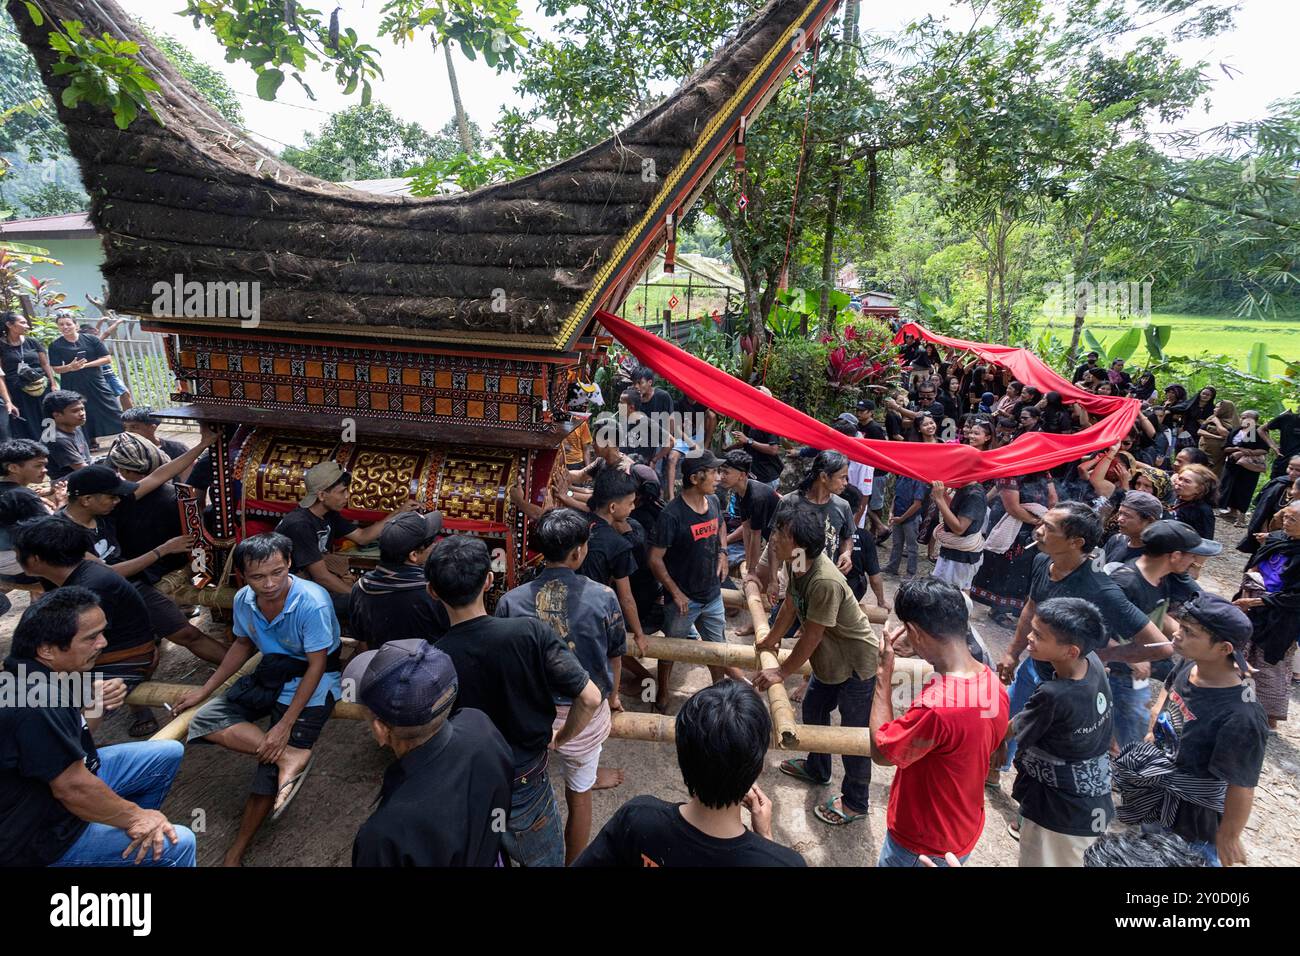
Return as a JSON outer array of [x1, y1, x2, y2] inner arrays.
[[8, 0, 844, 595]]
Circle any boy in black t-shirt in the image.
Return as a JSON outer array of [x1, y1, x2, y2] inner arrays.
[[574, 680, 804, 867], [276, 459, 413, 617], [1011, 597, 1114, 866], [717, 449, 779, 574], [42, 390, 93, 482], [649, 450, 745, 711], [840, 486, 886, 610], [1132, 594, 1268, 867]]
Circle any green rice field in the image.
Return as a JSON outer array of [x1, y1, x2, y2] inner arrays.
[[1030, 312, 1300, 374]]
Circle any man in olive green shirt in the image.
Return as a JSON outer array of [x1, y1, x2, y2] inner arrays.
[[754, 497, 879, 827]]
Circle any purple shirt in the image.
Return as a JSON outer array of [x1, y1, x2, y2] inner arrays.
[[1259, 552, 1290, 593]]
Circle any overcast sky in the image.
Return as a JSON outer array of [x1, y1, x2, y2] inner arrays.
[[127, 0, 1297, 157]]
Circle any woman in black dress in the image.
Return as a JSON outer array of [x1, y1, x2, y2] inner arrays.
[[0, 311, 55, 441], [1170, 463, 1218, 540], [48, 313, 122, 444], [1218, 410, 1270, 525]]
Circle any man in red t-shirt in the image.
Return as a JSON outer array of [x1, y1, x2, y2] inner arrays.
[[870, 578, 1009, 866]]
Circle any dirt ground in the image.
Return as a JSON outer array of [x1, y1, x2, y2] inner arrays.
[[6, 434, 1297, 866]]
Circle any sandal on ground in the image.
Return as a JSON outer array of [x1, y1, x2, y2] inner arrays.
[[778, 758, 831, 786], [1007, 818, 1021, 842], [271, 752, 316, 820], [128, 713, 159, 738], [813, 797, 868, 827]]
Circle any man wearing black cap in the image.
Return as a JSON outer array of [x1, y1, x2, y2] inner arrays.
[[349, 511, 448, 651], [1105, 520, 1221, 748], [648, 448, 744, 713], [1134, 594, 1268, 866], [347, 640, 512, 867]]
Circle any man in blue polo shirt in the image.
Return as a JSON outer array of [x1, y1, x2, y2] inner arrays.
[[175, 532, 341, 866]]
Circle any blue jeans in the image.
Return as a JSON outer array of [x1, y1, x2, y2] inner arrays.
[[884, 514, 920, 575], [877, 831, 970, 867], [1001, 657, 1043, 770], [51, 740, 195, 867], [1108, 672, 1151, 749], [663, 593, 726, 643], [500, 758, 564, 867], [803, 674, 875, 813]]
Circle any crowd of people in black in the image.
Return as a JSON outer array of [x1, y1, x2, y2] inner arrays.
[[2, 326, 1298, 869]]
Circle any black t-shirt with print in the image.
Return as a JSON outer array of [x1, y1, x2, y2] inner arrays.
[[573, 795, 805, 867], [56, 509, 119, 565], [0, 660, 99, 865], [1011, 652, 1115, 836], [1161, 660, 1268, 844], [651, 494, 723, 603], [938, 483, 987, 565], [735, 479, 779, 539], [275, 506, 358, 572], [579, 514, 637, 587], [791, 491, 854, 562], [435, 614, 590, 771]]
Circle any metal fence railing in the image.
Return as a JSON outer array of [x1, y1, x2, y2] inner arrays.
[[104, 318, 176, 410]]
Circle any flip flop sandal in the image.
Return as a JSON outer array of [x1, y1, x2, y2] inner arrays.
[[1007, 817, 1021, 842], [778, 758, 831, 786], [813, 797, 868, 827], [271, 752, 316, 821]]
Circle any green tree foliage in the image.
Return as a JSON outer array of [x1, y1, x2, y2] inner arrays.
[[281, 102, 438, 180]]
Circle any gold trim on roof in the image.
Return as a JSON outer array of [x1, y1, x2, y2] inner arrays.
[[555, 0, 825, 346]]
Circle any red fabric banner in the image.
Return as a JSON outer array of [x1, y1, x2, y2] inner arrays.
[[596, 310, 1139, 485]]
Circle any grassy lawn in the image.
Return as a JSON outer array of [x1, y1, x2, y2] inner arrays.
[[1031, 311, 1300, 373]]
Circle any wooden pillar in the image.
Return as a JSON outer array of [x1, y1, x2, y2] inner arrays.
[[210, 424, 238, 541]]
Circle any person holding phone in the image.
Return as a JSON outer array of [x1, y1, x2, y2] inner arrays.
[[48, 314, 122, 446]]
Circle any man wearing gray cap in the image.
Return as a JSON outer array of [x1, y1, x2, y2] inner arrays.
[[1101, 490, 1165, 566], [348, 511, 449, 651], [347, 640, 512, 867]]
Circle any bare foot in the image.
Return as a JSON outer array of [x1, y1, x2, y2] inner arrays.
[[593, 767, 625, 790], [789, 677, 810, 703]]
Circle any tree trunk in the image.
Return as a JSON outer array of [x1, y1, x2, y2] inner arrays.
[[442, 40, 474, 155], [818, 162, 843, 326], [1065, 208, 1103, 367]]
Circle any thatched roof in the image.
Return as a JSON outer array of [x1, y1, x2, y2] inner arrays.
[[8, 0, 842, 352]]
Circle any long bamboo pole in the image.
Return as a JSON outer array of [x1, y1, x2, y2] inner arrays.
[[636, 635, 810, 675], [744, 580, 798, 747], [132, 653, 261, 742], [128, 682, 878, 755]]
